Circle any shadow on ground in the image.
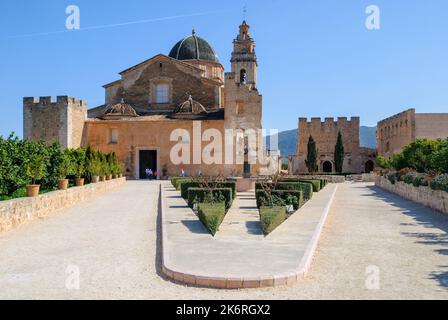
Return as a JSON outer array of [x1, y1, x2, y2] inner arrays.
[[365, 185, 448, 289]]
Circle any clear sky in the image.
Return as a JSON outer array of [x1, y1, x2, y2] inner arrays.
[[1, 0, 447, 138]]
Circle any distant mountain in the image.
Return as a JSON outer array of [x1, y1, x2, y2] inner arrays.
[[266, 126, 377, 157]]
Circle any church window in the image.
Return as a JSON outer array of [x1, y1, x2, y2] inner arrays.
[[110, 129, 118, 144], [240, 69, 247, 84], [155, 84, 169, 104]]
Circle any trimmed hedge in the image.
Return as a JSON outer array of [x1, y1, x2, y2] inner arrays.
[[180, 181, 236, 200], [256, 190, 303, 210], [188, 188, 233, 209], [171, 177, 204, 190], [198, 203, 226, 236], [256, 182, 313, 201], [299, 180, 321, 192], [259, 206, 286, 235]]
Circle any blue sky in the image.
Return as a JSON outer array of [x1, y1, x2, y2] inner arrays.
[[0, 0, 447, 138]]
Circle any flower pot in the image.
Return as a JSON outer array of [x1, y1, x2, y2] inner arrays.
[[106, 175, 112, 181], [58, 179, 69, 190], [75, 178, 85, 187], [92, 176, 100, 183], [100, 176, 106, 182], [26, 185, 40, 197]]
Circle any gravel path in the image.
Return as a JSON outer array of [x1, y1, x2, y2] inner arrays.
[[0, 181, 447, 300]]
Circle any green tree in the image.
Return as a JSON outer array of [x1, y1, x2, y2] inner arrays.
[[334, 131, 345, 173], [69, 148, 86, 179], [305, 136, 318, 173], [41, 143, 71, 190]]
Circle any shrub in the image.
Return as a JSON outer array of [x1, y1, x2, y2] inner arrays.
[[430, 174, 448, 192], [86, 149, 102, 177], [41, 143, 71, 190], [180, 180, 236, 200], [24, 154, 47, 185], [68, 148, 86, 179], [256, 182, 313, 201], [259, 206, 286, 235], [188, 188, 233, 209], [299, 180, 321, 192], [171, 177, 203, 190], [256, 190, 303, 210], [198, 203, 226, 236], [388, 173, 397, 185]]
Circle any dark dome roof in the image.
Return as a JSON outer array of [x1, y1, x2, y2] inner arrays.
[[169, 31, 219, 63], [100, 100, 139, 119]]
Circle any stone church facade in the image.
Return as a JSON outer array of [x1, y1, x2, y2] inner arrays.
[[290, 117, 377, 174], [23, 21, 270, 179]]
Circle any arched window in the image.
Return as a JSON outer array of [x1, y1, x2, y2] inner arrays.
[[322, 161, 333, 173], [240, 69, 247, 84]]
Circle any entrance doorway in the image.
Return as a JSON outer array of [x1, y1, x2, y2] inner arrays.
[[139, 150, 158, 179], [322, 161, 333, 173], [365, 160, 374, 174]]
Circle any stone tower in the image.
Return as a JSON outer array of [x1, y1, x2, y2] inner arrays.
[[23, 96, 87, 149], [224, 21, 263, 176], [231, 21, 258, 87]]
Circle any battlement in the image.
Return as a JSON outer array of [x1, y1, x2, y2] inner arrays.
[[23, 96, 87, 108], [299, 116, 360, 127], [377, 108, 415, 126]]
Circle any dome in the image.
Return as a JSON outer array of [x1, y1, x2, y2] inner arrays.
[[169, 31, 219, 63], [100, 99, 139, 119]]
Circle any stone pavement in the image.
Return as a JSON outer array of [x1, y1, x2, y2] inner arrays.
[[0, 181, 447, 299], [161, 182, 338, 287]]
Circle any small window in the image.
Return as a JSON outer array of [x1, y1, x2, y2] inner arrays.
[[155, 84, 169, 104], [110, 129, 118, 144], [240, 69, 247, 84]]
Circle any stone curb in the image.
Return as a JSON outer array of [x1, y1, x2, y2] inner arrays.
[[159, 183, 338, 289]]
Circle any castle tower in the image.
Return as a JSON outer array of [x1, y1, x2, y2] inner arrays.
[[230, 21, 258, 87], [23, 96, 87, 149]]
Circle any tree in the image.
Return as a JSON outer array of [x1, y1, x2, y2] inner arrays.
[[305, 136, 318, 173], [334, 131, 345, 173]]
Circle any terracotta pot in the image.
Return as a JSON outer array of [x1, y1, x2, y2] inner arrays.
[[58, 179, 69, 190], [92, 176, 100, 183], [106, 175, 112, 181], [26, 185, 40, 197], [100, 176, 106, 182], [75, 178, 85, 187]]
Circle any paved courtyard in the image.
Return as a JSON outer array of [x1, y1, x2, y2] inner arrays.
[[0, 181, 447, 299]]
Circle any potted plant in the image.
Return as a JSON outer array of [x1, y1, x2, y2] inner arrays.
[[106, 153, 113, 180], [99, 153, 107, 181], [56, 151, 71, 190], [71, 149, 86, 187], [24, 154, 46, 197], [87, 151, 101, 183]]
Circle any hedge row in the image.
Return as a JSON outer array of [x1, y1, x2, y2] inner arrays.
[[171, 177, 205, 190], [180, 181, 236, 200], [188, 188, 233, 210], [198, 203, 226, 236], [256, 182, 313, 201], [259, 206, 286, 236], [255, 190, 303, 211]]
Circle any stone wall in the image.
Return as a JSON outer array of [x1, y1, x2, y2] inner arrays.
[[23, 96, 87, 149], [292, 175, 346, 183], [375, 176, 448, 215], [0, 178, 126, 234], [415, 113, 448, 141]]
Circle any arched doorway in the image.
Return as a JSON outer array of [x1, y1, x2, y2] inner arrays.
[[365, 160, 374, 174], [323, 161, 333, 173]]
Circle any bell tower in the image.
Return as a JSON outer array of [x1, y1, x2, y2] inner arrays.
[[231, 21, 258, 88]]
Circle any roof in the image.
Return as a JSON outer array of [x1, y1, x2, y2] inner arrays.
[[169, 31, 219, 63]]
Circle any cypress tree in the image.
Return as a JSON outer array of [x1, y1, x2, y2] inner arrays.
[[334, 131, 345, 173], [305, 136, 318, 173]]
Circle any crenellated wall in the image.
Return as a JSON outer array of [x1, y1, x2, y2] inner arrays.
[[23, 96, 87, 149]]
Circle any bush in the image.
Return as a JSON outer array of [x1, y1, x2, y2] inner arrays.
[[171, 177, 203, 190], [256, 182, 313, 201], [41, 143, 71, 190], [198, 203, 226, 236], [256, 190, 303, 210], [388, 173, 397, 185], [430, 174, 448, 192], [180, 180, 236, 200], [259, 206, 286, 235], [188, 188, 233, 210], [299, 180, 321, 192], [68, 148, 86, 179]]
